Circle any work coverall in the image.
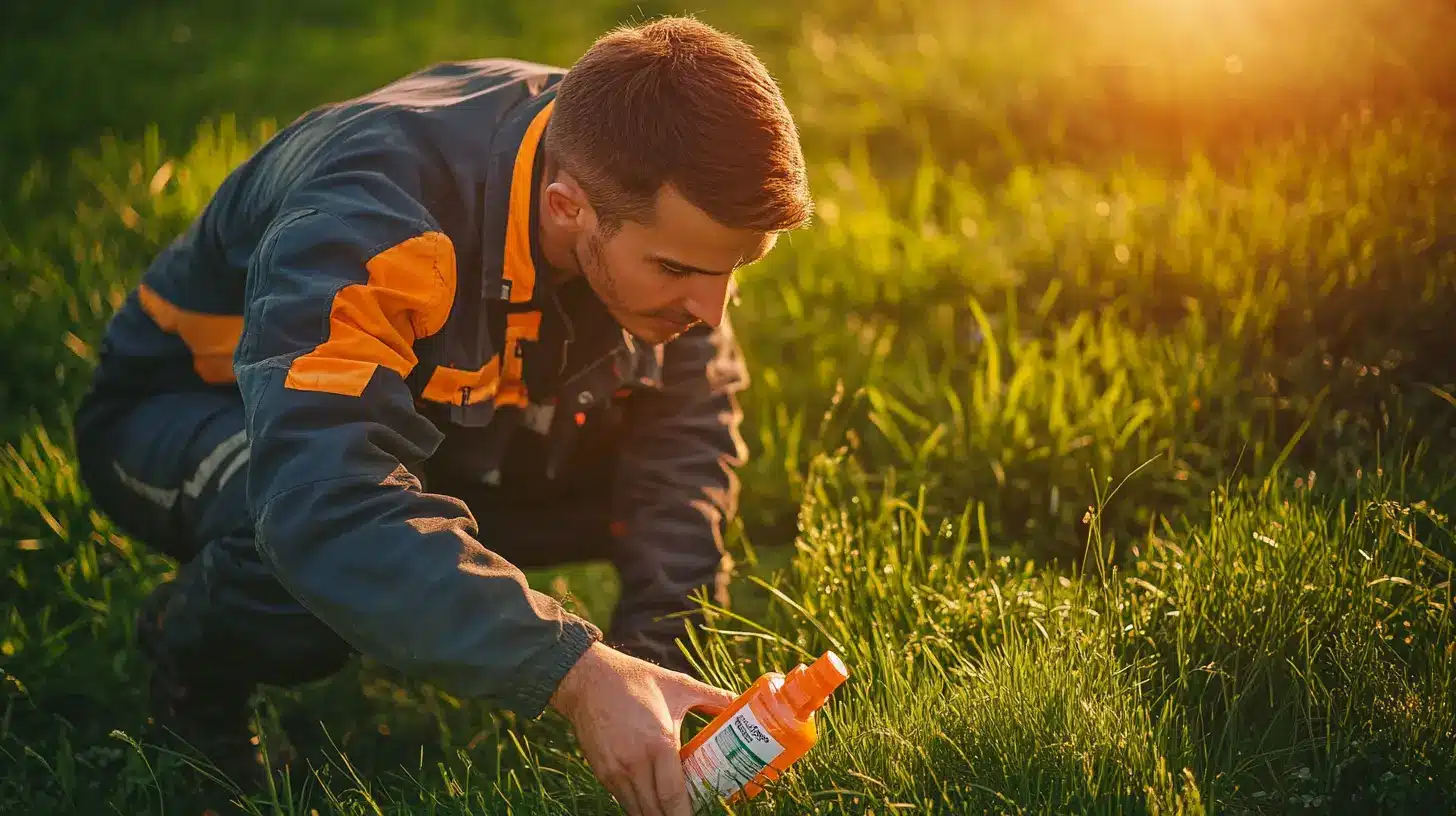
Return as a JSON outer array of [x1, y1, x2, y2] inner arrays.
[[72, 58, 750, 718]]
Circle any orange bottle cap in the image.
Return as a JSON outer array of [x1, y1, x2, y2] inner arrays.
[[783, 650, 849, 719]]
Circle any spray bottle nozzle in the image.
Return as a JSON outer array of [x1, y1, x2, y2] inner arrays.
[[782, 650, 849, 719]]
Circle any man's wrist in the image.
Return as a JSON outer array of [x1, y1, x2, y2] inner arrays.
[[549, 639, 606, 719], [510, 617, 600, 719]]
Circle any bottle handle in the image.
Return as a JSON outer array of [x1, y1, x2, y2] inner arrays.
[[679, 701, 731, 758]]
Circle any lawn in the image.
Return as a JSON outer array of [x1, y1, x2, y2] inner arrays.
[[3, 0, 1455, 813]]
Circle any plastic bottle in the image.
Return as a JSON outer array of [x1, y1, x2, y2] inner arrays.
[[680, 651, 849, 813]]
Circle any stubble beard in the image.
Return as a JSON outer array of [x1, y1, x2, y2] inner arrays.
[[576, 231, 625, 314], [575, 230, 693, 343]]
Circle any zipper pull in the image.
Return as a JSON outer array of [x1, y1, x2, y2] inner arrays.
[[450, 386, 472, 425]]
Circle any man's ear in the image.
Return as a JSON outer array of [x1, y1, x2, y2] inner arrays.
[[544, 174, 593, 234]]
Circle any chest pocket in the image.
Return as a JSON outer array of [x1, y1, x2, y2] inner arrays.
[[416, 352, 504, 428], [415, 294, 549, 428]]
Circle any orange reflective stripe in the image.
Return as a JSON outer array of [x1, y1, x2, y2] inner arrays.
[[503, 100, 553, 305], [284, 357, 377, 398], [422, 357, 501, 405], [496, 310, 543, 407], [136, 284, 243, 384], [422, 310, 539, 408], [285, 231, 456, 396]]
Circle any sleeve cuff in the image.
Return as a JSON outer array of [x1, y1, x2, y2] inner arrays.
[[509, 617, 603, 719]]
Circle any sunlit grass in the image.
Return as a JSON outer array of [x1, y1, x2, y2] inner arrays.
[[3, 0, 1454, 812]]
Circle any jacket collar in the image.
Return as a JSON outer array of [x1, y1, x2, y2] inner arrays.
[[478, 81, 661, 384], [480, 83, 558, 307]]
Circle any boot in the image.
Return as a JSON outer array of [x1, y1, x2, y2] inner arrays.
[[134, 581, 273, 791]]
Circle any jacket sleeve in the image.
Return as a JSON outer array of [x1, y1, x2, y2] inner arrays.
[[608, 316, 750, 669], [234, 184, 599, 717]]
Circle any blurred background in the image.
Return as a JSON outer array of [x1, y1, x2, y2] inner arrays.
[[2, 0, 1454, 813], [4, 0, 1453, 551], [4, 0, 1453, 173]]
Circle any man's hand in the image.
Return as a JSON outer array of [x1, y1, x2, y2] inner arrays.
[[550, 641, 736, 815]]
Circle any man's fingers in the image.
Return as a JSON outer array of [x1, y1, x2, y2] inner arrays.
[[628, 757, 666, 816], [653, 745, 695, 816], [610, 772, 645, 816], [594, 759, 643, 816], [674, 679, 737, 726], [699, 682, 737, 712]]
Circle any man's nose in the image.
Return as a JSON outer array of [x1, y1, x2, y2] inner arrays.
[[682, 276, 731, 329]]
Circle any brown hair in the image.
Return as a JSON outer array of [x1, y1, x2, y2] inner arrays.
[[545, 16, 812, 234]]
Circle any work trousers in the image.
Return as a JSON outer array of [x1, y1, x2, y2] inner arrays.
[[73, 384, 685, 692]]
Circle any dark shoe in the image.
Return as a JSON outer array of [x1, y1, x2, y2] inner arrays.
[[135, 581, 273, 791]]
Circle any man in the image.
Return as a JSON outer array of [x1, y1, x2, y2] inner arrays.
[[72, 16, 812, 815]]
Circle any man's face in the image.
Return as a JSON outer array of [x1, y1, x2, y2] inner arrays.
[[563, 184, 777, 344]]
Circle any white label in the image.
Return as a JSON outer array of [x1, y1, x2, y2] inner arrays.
[[683, 704, 784, 812]]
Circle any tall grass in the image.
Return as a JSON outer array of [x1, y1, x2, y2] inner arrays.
[[3, 0, 1455, 812], [112, 445, 1444, 814]]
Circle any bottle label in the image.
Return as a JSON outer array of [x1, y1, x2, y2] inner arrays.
[[683, 704, 785, 811]]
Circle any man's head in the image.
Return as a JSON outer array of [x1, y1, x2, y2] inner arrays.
[[540, 16, 812, 344]]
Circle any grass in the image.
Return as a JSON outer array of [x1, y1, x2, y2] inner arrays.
[[3, 0, 1455, 812]]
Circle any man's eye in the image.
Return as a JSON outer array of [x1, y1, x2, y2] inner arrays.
[[660, 264, 693, 279]]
